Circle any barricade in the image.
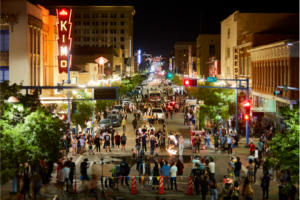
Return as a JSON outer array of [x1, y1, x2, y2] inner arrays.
[[158, 176, 164, 194], [187, 176, 193, 195], [131, 175, 137, 194]]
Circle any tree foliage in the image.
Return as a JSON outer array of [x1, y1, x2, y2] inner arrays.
[[71, 90, 95, 128], [266, 106, 299, 192], [0, 81, 68, 185]]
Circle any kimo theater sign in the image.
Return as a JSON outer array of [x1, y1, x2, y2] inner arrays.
[[56, 8, 72, 74]]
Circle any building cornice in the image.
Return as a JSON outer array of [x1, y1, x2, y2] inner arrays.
[[237, 42, 252, 48]]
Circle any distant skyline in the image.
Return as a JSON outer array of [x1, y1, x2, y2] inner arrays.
[[36, 0, 299, 56]]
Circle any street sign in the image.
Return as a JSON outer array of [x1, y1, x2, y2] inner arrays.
[[283, 85, 288, 92], [207, 77, 217, 82], [94, 88, 117, 100]]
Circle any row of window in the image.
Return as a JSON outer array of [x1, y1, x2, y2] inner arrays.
[[177, 49, 188, 53], [74, 21, 125, 26], [74, 13, 125, 19], [74, 36, 125, 42], [74, 29, 125, 34], [73, 44, 125, 50]]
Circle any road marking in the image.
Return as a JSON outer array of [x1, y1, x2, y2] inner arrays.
[[75, 155, 83, 165]]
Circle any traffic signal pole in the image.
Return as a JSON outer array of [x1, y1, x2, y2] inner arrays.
[[245, 78, 249, 146]]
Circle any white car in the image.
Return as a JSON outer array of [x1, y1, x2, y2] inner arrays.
[[151, 108, 165, 123], [122, 98, 131, 105]]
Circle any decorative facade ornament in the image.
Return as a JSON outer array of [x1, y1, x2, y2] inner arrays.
[[8, 14, 18, 32], [1, 14, 8, 24], [28, 14, 43, 29], [42, 23, 49, 33]]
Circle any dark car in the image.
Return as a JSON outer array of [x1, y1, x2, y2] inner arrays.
[[107, 114, 122, 127], [98, 119, 113, 133], [114, 105, 122, 112]]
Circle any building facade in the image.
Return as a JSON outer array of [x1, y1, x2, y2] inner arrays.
[[248, 40, 299, 129], [174, 42, 196, 74], [196, 34, 220, 78], [221, 11, 299, 80]]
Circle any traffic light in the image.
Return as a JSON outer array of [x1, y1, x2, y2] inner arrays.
[[244, 101, 251, 114], [72, 101, 77, 114], [244, 114, 250, 120], [274, 90, 282, 95], [166, 72, 173, 79], [183, 78, 197, 87]]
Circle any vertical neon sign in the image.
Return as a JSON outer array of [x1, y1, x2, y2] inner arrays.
[[56, 8, 72, 74]]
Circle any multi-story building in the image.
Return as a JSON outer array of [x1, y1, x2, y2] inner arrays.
[[188, 45, 196, 77], [46, 5, 135, 75], [248, 39, 299, 129], [221, 10, 299, 80], [174, 42, 196, 74], [196, 34, 220, 78]]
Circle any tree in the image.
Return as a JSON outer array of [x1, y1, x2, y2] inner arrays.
[[266, 106, 299, 193], [71, 90, 95, 129], [95, 100, 115, 112], [0, 82, 68, 188]]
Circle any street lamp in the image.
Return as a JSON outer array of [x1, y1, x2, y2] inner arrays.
[[5, 96, 20, 104]]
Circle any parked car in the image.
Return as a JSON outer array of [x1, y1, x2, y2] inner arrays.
[[122, 98, 131, 106], [151, 108, 165, 123], [107, 114, 122, 127], [98, 119, 113, 133], [108, 109, 120, 116], [114, 104, 122, 112]]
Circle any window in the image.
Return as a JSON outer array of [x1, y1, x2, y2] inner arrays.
[[87, 29, 90, 34], [75, 14, 77, 18], [78, 37, 81, 41], [78, 14, 81, 18], [105, 29, 107, 34], [110, 36, 113, 42], [75, 21, 77, 25], [83, 29, 86, 34], [121, 14, 125, 18], [105, 22, 107, 26], [78, 21, 81, 25], [105, 14, 108, 18], [101, 36, 104, 41], [75, 37, 77, 41], [87, 37, 90, 41], [92, 14, 95, 18], [0, 67, 9, 82], [101, 14, 104, 18], [114, 37, 116, 42], [114, 14, 116, 18], [114, 29, 116, 34], [227, 67, 230, 76], [121, 45, 124, 49], [96, 14, 99, 18], [102, 22, 104, 25], [245, 57, 247, 76], [114, 45, 116, 48], [101, 29, 104, 34], [227, 28, 230, 38], [122, 54, 124, 57], [110, 22, 113, 25], [92, 29, 95, 34], [111, 14, 113, 18], [75, 29, 77, 34], [87, 22, 90, 25], [114, 21, 116, 25], [227, 47, 230, 58], [87, 14, 90, 18], [110, 29, 113, 34], [83, 21, 86, 25], [241, 57, 243, 75], [121, 37, 124, 41], [248, 56, 251, 76], [121, 29, 124, 34], [209, 45, 215, 56], [96, 22, 98, 25], [121, 21, 124, 25], [78, 29, 81, 34], [96, 29, 98, 34], [93, 21, 95, 25]]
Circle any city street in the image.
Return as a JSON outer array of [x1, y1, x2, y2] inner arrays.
[[1, 75, 284, 200]]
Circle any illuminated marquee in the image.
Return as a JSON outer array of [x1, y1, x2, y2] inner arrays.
[[233, 47, 239, 79], [56, 8, 72, 74]]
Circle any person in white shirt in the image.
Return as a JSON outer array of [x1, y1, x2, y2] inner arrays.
[[79, 135, 85, 153], [208, 158, 215, 180], [63, 165, 70, 192], [170, 162, 178, 190], [57, 167, 66, 195], [86, 121, 91, 135]]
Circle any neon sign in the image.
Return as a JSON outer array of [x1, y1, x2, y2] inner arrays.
[[56, 7, 72, 74]]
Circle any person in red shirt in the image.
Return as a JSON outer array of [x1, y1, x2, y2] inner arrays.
[[114, 132, 121, 150], [192, 135, 197, 154], [249, 140, 255, 155]]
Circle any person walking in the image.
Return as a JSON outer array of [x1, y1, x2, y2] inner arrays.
[[176, 159, 184, 183], [94, 135, 101, 154], [209, 178, 218, 200], [190, 163, 201, 197], [170, 162, 178, 190], [120, 159, 130, 186], [104, 134, 112, 152], [200, 175, 209, 200], [122, 117, 127, 132], [69, 157, 75, 188], [132, 117, 137, 131], [205, 131, 210, 148], [227, 134, 233, 154], [234, 157, 242, 184], [121, 133, 127, 150], [72, 136, 77, 156], [209, 158, 215, 180], [149, 137, 157, 157], [214, 134, 219, 151], [141, 132, 147, 152], [56, 167, 66, 196], [232, 136, 236, 155], [143, 113, 147, 126], [179, 135, 184, 155], [139, 159, 148, 188], [195, 135, 201, 154], [152, 162, 160, 190], [135, 135, 141, 155], [161, 161, 170, 190], [261, 172, 270, 199], [20, 175, 31, 200], [80, 158, 89, 182], [114, 132, 121, 150], [87, 137, 94, 155], [89, 174, 98, 199]]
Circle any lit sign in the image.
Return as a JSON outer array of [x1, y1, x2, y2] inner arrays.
[[56, 8, 72, 74], [138, 49, 141, 64], [233, 46, 239, 79]]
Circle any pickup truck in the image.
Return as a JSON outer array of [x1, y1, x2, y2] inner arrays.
[[151, 108, 165, 124]]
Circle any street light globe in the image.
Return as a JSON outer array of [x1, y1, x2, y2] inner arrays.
[[7, 96, 20, 104]]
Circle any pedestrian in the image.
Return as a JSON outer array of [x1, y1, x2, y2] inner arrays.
[[243, 177, 254, 200], [143, 113, 147, 126], [132, 117, 137, 131], [120, 159, 130, 186], [122, 117, 126, 132], [89, 174, 98, 199], [114, 132, 121, 150], [179, 135, 184, 155], [32, 173, 43, 199], [80, 135, 85, 154], [232, 136, 236, 155], [63, 136, 69, 154], [161, 161, 170, 190], [87, 137, 94, 155], [209, 178, 218, 200], [135, 135, 141, 155], [192, 135, 197, 154], [190, 163, 201, 197], [208, 158, 215, 180], [155, 114, 158, 125], [56, 166, 66, 196], [195, 135, 201, 154], [72, 136, 77, 156], [170, 162, 178, 190], [234, 157, 242, 184], [121, 133, 127, 150], [139, 159, 148, 188], [152, 162, 160, 190], [176, 159, 184, 183], [20, 174, 31, 200], [94, 135, 100, 154], [204, 131, 210, 148], [63, 164, 70, 193], [80, 158, 89, 182], [199, 175, 209, 200], [220, 133, 226, 151], [69, 157, 75, 187], [149, 137, 157, 157], [246, 159, 255, 183], [214, 134, 219, 151], [141, 132, 147, 152], [261, 172, 270, 199], [104, 133, 111, 152], [222, 178, 233, 200], [248, 140, 255, 155], [227, 134, 233, 154], [231, 181, 240, 200]]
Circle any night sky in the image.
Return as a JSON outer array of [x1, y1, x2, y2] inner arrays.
[[37, 0, 299, 56]]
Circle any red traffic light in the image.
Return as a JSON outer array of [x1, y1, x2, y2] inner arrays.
[[244, 102, 250, 107], [184, 80, 190, 85], [183, 79, 197, 87], [244, 114, 250, 120], [244, 100, 251, 114]]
